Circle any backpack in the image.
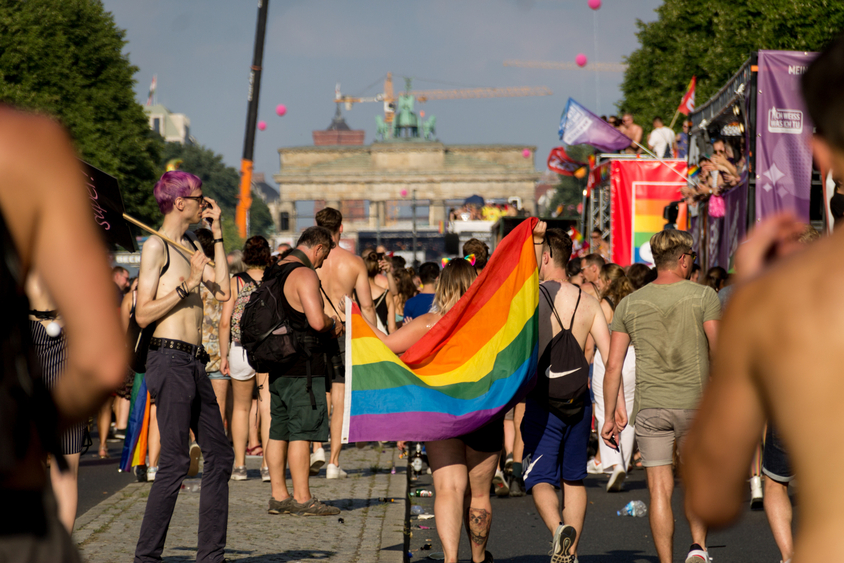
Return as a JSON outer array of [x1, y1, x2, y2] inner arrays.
[[231, 271, 259, 344], [239, 262, 309, 373], [530, 284, 591, 421]]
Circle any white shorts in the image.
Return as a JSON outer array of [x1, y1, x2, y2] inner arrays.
[[228, 342, 256, 381]]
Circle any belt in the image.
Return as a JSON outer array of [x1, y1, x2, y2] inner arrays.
[[150, 337, 210, 363]]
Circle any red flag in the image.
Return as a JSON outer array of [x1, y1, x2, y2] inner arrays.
[[678, 76, 696, 115], [547, 147, 587, 177]]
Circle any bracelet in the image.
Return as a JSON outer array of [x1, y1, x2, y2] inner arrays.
[[176, 282, 189, 299], [534, 239, 545, 245], [213, 238, 224, 244]]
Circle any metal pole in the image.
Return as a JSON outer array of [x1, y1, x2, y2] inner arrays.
[[412, 189, 418, 266], [235, 0, 270, 239]]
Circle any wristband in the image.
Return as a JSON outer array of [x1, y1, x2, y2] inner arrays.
[[176, 282, 189, 299], [213, 238, 224, 244]]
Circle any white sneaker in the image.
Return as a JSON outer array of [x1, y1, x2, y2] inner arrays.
[[750, 475, 763, 509], [492, 469, 509, 497], [685, 543, 710, 563], [586, 458, 605, 475], [310, 447, 326, 476], [147, 466, 158, 481], [607, 466, 626, 492], [326, 463, 347, 479]]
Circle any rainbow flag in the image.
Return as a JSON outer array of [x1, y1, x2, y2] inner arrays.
[[119, 373, 151, 472], [688, 164, 701, 178], [342, 219, 540, 442]]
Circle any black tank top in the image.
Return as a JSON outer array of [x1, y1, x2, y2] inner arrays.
[[271, 261, 326, 377]]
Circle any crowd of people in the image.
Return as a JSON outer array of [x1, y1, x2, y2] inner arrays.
[[8, 33, 844, 563]]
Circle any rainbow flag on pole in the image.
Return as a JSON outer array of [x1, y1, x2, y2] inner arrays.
[[119, 373, 151, 472], [342, 219, 540, 442]]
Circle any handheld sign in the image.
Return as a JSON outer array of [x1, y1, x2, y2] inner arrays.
[[81, 161, 136, 252]]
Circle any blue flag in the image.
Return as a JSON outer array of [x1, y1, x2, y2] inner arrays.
[[558, 98, 633, 153]]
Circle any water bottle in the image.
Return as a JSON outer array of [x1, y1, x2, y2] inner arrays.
[[411, 443, 425, 473], [617, 500, 647, 517], [410, 504, 425, 515]]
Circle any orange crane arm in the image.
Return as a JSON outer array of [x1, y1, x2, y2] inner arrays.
[[503, 59, 627, 72]]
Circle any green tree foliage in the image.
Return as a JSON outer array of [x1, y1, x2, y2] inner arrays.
[[0, 0, 160, 222], [160, 141, 275, 251], [620, 0, 844, 136]]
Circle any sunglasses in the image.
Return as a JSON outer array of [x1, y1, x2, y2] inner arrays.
[[182, 195, 208, 208], [682, 251, 698, 263], [442, 254, 476, 268]]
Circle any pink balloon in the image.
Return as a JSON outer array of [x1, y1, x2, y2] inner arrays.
[[588, 0, 601, 9], [276, 104, 287, 116], [522, 149, 531, 158], [257, 121, 266, 131], [575, 53, 588, 67], [400, 189, 408, 197]]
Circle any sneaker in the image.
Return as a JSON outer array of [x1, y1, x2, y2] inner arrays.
[[134, 464, 148, 483], [326, 463, 347, 479], [586, 458, 605, 475], [261, 467, 271, 482], [188, 441, 201, 477], [607, 466, 626, 492], [147, 466, 158, 481], [291, 496, 341, 516], [267, 496, 296, 515], [232, 465, 248, 481], [750, 475, 763, 510], [113, 428, 127, 441], [310, 447, 325, 476], [685, 543, 709, 563], [550, 523, 577, 563], [492, 469, 509, 497], [504, 453, 514, 475], [509, 476, 526, 497], [476, 550, 494, 563]]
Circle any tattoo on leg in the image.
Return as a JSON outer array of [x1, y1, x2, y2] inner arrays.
[[467, 507, 491, 546]]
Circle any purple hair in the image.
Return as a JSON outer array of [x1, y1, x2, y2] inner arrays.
[[153, 170, 202, 215]]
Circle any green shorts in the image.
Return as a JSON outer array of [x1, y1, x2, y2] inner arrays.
[[269, 375, 329, 442]]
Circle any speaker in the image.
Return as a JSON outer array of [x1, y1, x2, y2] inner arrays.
[[444, 232, 460, 255]]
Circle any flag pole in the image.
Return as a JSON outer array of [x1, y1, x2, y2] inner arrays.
[[122, 213, 215, 267], [668, 108, 681, 130], [632, 141, 698, 188]]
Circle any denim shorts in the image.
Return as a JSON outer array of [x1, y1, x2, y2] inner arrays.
[[207, 370, 230, 381]]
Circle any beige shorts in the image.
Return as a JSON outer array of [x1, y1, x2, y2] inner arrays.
[[634, 408, 696, 467]]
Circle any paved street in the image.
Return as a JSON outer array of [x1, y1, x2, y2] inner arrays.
[[408, 462, 789, 563], [74, 443, 406, 563]]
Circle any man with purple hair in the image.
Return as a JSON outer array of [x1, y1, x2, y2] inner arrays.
[[134, 170, 232, 563]]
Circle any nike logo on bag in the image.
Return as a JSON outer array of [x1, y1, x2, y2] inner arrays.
[[546, 367, 581, 379]]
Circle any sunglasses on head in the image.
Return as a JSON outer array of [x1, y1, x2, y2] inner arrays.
[[442, 254, 476, 268]]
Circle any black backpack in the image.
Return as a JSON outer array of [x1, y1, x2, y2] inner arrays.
[[530, 284, 591, 421], [240, 262, 309, 372]]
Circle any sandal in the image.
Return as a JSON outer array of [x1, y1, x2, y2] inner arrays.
[[98, 449, 110, 459], [246, 445, 263, 457]]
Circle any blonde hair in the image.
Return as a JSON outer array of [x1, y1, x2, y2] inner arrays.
[[432, 259, 477, 315], [601, 263, 633, 309], [650, 229, 693, 269]]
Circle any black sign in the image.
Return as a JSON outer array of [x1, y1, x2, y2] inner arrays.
[[81, 161, 136, 252]]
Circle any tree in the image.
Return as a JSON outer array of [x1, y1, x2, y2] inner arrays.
[[620, 0, 844, 138], [160, 141, 275, 252], [0, 0, 161, 223]]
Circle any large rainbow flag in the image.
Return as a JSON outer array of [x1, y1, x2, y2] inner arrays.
[[342, 218, 540, 442]]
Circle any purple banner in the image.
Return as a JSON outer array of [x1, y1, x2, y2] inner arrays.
[[559, 98, 632, 152], [718, 180, 748, 270], [755, 50, 817, 221]]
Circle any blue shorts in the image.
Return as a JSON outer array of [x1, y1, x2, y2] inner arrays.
[[520, 396, 592, 490], [763, 424, 793, 483], [207, 370, 230, 381]]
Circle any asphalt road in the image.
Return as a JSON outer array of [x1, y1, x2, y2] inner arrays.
[[76, 427, 137, 518], [408, 462, 789, 563]]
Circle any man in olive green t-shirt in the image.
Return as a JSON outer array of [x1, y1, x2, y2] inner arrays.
[[601, 230, 719, 563]]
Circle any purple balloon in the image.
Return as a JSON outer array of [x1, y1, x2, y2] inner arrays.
[[576, 53, 588, 67]]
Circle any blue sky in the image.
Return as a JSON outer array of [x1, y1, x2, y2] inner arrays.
[[103, 0, 663, 186]]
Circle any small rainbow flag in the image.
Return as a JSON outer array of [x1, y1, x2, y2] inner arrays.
[[688, 164, 701, 178], [342, 219, 540, 442], [119, 373, 151, 472]]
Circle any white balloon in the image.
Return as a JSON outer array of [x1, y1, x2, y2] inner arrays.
[[46, 321, 62, 337]]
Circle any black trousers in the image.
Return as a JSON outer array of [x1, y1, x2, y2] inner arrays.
[[135, 346, 234, 563]]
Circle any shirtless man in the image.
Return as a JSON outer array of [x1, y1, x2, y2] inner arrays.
[[619, 113, 643, 154], [314, 207, 376, 477], [683, 37, 844, 563], [521, 228, 613, 563], [134, 170, 232, 563], [0, 106, 126, 562]]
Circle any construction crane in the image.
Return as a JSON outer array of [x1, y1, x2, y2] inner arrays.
[[503, 60, 628, 72], [335, 72, 552, 123]]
